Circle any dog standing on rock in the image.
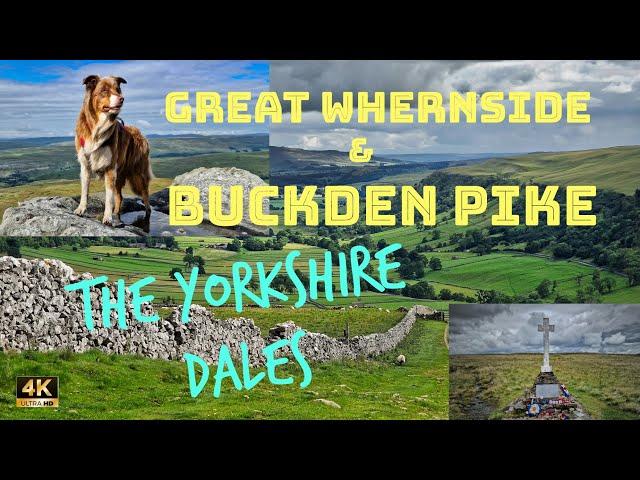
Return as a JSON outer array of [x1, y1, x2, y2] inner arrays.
[[74, 75, 153, 227]]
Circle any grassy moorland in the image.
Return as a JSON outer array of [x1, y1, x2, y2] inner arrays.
[[446, 145, 640, 195], [449, 354, 640, 420], [0, 319, 448, 420]]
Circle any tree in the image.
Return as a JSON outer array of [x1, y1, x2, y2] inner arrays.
[[554, 294, 572, 303], [602, 277, 616, 293], [591, 270, 602, 293], [193, 255, 206, 274], [536, 279, 552, 298], [6, 238, 20, 258], [185, 246, 194, 256], [243, 237, 267, 251], [163, 237, 178, 250], [227, 239, 242, 252], [183, 254, 196, 269], [576, 285, 601, 303], [402, 281, 436, 299], [169, 267, 182, 279], [476, 290, 512, 304], [429, 257, 442, 271], [432, 229, 441, 241], [552, 242, 573, 259], [438, 288, 452, 300]]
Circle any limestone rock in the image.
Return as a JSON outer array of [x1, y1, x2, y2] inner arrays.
[[150, 167, 269, 236], [314, 398, 341, 409], [0, 196, 141, 236]]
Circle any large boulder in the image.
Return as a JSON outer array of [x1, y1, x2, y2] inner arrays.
[[0, 196, 143, 236], [150, 167, 269, 236]]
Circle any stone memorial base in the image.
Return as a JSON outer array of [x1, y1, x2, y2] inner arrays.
[[503, 371, 590, 420]]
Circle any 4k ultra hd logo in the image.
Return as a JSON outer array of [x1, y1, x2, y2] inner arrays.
[[16, 376, 59, 408]]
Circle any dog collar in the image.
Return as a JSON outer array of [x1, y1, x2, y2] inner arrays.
[[79, 137, 85, 148]]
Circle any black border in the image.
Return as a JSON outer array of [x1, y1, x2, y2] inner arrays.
[[2, 13, 638, 60]]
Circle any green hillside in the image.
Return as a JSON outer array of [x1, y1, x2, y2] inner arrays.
[[0, 134, 268, 188], [0, 319, 448, 420], [446, 145, 640, 195], [20, 240, 444, 311]]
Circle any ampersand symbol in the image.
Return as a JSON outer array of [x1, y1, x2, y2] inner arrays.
[[349, 137, 373, 163]]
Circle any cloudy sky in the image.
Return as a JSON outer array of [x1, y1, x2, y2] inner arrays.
[[270, 60, 640, 154], [0, 60, 268, 138], [449, 304, 640, 355]]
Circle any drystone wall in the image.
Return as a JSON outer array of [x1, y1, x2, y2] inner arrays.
[[0, 256, 419, 365]]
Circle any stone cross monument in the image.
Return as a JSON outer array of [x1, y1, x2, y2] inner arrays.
[[537, 315, 555, 373]]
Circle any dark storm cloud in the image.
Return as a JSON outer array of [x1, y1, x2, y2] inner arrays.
[[449, 304, 640, 355], [270, 60, 640, 154]]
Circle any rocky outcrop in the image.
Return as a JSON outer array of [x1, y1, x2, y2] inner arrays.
[[0, 166, 269, 237], [0, 196, 145, 236], [0, 256, 419, 365], [150, 167, 269, 236]]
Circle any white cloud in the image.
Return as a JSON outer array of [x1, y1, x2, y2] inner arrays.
[[603, 82, 633, 93], [603, 332, 626, 345]]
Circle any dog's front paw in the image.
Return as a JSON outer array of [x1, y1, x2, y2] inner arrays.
[[74, 205, 87, 216], [102, 216, 113, 227]]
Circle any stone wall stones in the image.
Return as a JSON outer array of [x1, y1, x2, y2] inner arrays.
[[0, 256, 419, 365], [268, 306, 418, 362]]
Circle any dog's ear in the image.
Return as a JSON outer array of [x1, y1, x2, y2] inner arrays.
[[114, 77, 127, 86], [83, 75, 99, 90]]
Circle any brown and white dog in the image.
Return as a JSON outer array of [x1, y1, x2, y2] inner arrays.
[[74, 75, 153, 227]]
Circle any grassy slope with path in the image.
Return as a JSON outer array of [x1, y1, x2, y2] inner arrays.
[[450, 354, 640, 420], [0, 319, 448, 420]]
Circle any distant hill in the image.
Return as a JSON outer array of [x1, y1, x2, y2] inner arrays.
[[268, 146, 499, 187], [0, 133, 268, 187], [380, 152, 520, 164], [446, 145, 640, 195], [269, 146, 402, 172]]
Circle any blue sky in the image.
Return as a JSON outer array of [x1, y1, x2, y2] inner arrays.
[[0, 60, 269, 138]]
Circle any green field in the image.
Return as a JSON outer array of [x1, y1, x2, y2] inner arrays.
[[370, 203, 633, 302], [0, 319, 448, 420], [422, 253, 622, 299], [158, 306, 405, 338], [450, 354, 640, 420], [21, 240, 442, 311], [446, 145, 640, 195]]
